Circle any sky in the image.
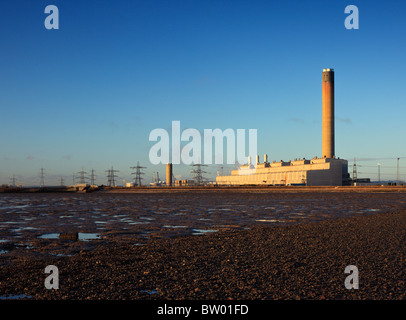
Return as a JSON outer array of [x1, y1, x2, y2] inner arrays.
[[1, 0, 406, 185]]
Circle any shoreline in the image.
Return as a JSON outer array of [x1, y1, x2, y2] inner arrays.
[[1, 209, 406, 300], [2, 185, 406, 194]]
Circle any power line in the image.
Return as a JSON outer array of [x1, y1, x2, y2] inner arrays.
[[348, 157, 406, 162], [130, 162, 146, 186], [9, 175, 17, 186], [397, 158, 400, 183], [352, 158, 357, 182], [191, 164, 208, 186], [76, 168, 88, 184], [40, 168, 45, 187], [351, 165, 406, 168], [349, 158, 404, 182], [359, 172, 403, 176], [90, 169, 96, 185], [106, 166, 119, 186]]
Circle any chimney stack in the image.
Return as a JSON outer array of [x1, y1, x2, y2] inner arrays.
[[166, 163, 172, 186], [322, 68, 335, 158]]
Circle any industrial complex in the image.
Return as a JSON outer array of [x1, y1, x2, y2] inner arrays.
[[5, 69, 358, 189], [216, 68, 351, 186]]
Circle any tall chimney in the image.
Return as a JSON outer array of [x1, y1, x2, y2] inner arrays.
[[322, 68, 335, 158], [166, 163, 172, 186]]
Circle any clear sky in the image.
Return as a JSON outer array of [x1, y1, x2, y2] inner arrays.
[[1, 0, 406, 185]]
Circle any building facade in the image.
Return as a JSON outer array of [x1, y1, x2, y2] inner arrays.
[[216, 157, 349, 186]]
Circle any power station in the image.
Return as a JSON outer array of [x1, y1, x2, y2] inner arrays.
[[216, 68, 350, 186]]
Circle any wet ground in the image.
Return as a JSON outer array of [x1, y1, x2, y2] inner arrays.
[[1, 191, 406, 264], [1, 190, 406, 300]]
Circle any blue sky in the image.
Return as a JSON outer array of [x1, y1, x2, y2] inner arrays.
[[1, 0, 406, 185]]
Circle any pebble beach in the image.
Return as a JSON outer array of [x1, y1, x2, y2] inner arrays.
[[1, 189, 406, 300]]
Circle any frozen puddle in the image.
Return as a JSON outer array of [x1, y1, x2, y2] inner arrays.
[[78, 233, 101, 240], [162, 225, 187, 228], [191, 229, 218, 235], [140, 289, 160, 295], [38, 233, 101, 241], [13, 227, 38, 232], [0, 294, 32, 300], [38, 233, 59, 239]]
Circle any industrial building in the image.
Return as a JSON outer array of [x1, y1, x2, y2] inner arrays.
[[216, 68, 351, 186]]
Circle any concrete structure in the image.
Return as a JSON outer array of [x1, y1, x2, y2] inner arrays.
[[166, 163, 173, 187], [322, 68, 334, 159], [216, 157, 349, 186], [216, 68, 350, 186]]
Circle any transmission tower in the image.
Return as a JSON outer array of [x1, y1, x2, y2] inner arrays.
[[106, 166, 119, 186], [76, 168, 88, 184], [106, 169, 111, 186], [377, 163, 381, 183], [9, 174, 17, 187], [90, 169, 96, 185], [10, 175, 16, 187], [397, 158, 400, 184], [60, 177, 65, 187], [191, 164, 208, 186], [130, 162, 146, 186], [352, 158, 357, 184], [40, 168, 45, 187]]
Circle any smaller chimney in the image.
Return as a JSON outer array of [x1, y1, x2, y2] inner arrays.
[[166, 163, 173, 187], [264, 154, 268, 163]]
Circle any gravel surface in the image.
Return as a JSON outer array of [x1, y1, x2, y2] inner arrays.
[[1, 209, 406, 300]]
